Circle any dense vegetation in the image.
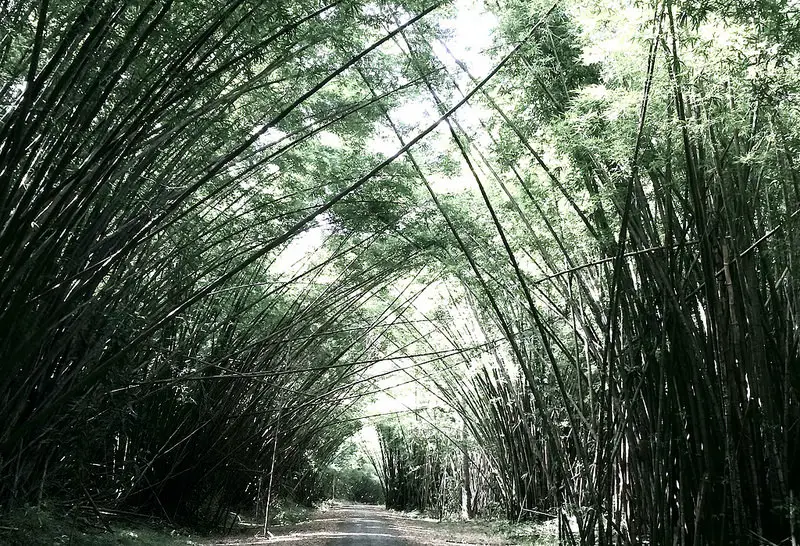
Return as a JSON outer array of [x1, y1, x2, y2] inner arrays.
[[2, 0, 799, 544]]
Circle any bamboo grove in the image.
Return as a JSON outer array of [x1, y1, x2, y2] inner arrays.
[[0, 0, 446, 527], [2, 0, 800, 543]]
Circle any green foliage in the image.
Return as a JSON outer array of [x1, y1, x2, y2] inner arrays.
[[492, 0, 600, 124], [374, 414, 473, 516], [3, 0, 800, 543], [0, 0, 451, 529], [314, 440, 385, 504]]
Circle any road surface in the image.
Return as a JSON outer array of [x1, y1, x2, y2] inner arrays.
[[212, 503, 514, 545]]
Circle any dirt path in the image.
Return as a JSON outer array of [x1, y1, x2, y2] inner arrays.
[[210, 503, 516, 545]]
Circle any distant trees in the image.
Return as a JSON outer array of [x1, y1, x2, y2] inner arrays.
[[374, 415, 493, 518]]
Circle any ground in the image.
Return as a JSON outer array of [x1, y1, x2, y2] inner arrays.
[[210, 503, 518, 545], [0, 502, 556, 545]]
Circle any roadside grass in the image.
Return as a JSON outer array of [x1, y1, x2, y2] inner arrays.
[[490, 518, 559, 545], [0, 499, 321, 545], [381, 506, 559, 545], [267, 499, 316, 526], [0, 505, 202, 546], [221, 499, 317, 538], [432, 517, 558, 545]]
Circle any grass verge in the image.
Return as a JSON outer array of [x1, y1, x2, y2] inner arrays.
[[0, 505, 202, 546]]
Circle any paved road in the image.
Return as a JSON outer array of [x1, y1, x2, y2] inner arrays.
[[213, 503, 514, 545], [318, 504, 405, 545], [270, 504, 417, 545]]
